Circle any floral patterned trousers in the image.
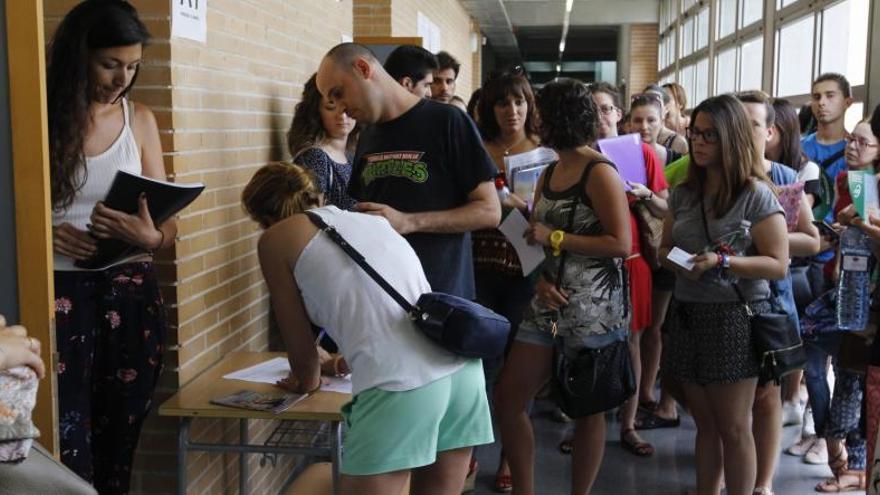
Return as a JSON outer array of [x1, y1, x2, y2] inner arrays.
[[54, 263, 165, 495]]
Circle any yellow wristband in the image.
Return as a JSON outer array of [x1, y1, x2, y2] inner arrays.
[[549, 230, 565, 257]]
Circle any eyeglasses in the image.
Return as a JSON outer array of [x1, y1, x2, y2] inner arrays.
[[597, 104, 617, 115], [686, 127, 720, 144], [845, 135, 879, 150]]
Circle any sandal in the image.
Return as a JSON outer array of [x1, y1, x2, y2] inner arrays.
[[621, 428, 654, 457], [635, 410, 681, 430], [753, 487, 774, 495], [638, 400, 657, 413], [815, 470, 866, 492], [827, 449, 848, 477], [492, 473, 513, 493], [559, 439, 573, 455]]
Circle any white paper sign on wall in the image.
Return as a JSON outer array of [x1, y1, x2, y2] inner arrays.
[[172, 0, 208, 43]]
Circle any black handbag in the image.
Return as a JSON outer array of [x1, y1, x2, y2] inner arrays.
[[305, 211, 511, 359], [547, 163, 636, 417], [732, 283, 807, 385], [553, 336, 635, 418]]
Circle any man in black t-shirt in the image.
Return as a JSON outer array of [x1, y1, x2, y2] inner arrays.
[[316, 43, 500, 299]]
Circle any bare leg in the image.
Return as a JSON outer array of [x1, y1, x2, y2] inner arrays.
[[706, 379, 759, 495], [640, 289, 672, 404], [753, 383, 782, 492], [340, 470, 411, 495], [621, 331, 651, 452], [571, 413, 606, 495], [682, 383, 724, 495], [782, 370, 803, 403], [495, 342, 553, 495], [410, 447, 473, 495]]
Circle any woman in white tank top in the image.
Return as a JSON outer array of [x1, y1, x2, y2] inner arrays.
[[46, 3, 174, 493], [241, 163, 494, 494]]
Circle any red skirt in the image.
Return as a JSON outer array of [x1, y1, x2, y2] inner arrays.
[[626, 254, 652, 332]]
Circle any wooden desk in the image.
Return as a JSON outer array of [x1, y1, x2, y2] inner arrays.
[[159, 352, 350, 495]]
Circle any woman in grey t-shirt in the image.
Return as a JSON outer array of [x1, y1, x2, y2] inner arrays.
[[658, 95, 789, 495]]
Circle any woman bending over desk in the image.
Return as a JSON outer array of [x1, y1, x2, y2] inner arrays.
[[241, 163, 494, 495]]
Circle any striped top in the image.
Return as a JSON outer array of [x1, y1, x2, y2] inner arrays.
[[53, 98, 146, 271]]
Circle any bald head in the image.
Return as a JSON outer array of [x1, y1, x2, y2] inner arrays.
[[325, 42, 379, 68]]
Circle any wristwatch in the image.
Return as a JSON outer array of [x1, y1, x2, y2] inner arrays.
[[719, 253, 731, 269], [550, 230, 565, 257]]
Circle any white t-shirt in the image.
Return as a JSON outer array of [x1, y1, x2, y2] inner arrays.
[[293, 206, 467, 395]]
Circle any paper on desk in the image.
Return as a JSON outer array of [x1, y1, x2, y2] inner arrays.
[[498, 209, 546, 277], [222, 357, 353, 394]]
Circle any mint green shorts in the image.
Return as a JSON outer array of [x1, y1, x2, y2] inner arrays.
[[340, 359, 494, 476]]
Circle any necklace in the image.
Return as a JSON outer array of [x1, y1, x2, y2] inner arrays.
[[499, 134, 528, 157]]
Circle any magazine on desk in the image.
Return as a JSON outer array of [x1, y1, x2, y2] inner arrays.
[[210, 390, 308, 414], [75, 171, 205, 270]]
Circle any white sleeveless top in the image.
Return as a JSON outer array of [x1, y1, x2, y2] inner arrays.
[[53, 98, 146, 271], [294, 206, 468, 395]]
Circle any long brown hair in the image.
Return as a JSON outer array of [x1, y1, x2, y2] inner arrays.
[[287, 73, 359, 161], [684, 94, 769, 217], [47, 0, 150, 211], [771, 98, 808, 171], [241, 163, 322, 229]]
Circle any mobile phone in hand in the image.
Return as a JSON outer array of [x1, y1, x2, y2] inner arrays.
[[812, 220, 840, 240]]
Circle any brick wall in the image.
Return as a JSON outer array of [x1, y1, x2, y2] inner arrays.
[[44, 0, 353, 493], [353, 0, 392, 37], [627, 23, 660, 100], [390, 0, 479, 98]]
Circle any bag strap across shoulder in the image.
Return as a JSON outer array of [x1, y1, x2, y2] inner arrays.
[[819, 149, 845, 170], [305, 211, 416, 315]]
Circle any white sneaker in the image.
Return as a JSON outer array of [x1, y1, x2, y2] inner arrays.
[[802, 405, 816, 437], [785, 434, 816, 456], [781, 400, 804, 427], [804, 437, 829, 465]]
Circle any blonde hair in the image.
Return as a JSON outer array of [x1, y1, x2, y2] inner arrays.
[[241, 162, 322, 229]]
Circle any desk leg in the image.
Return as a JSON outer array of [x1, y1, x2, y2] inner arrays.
[[240, 418, 249, 495], [178, 418, 191, 495], [331, 421, 342, 495]]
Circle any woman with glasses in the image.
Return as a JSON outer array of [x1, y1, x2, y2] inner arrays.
[[471, 70, 541, 493], [660, 95, 789, 495], [631, 93, 684, 166], [810, 120, 880, 493], [495, 78, 631, 495]]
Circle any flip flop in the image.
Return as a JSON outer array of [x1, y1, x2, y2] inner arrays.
[[621, 428, 654, 457], [635, 411, 680, 430], [814, 470, 866, 492], [493, 473, 513, 493]]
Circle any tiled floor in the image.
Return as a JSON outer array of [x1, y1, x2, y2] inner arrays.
[[471, 399, 866, 495]]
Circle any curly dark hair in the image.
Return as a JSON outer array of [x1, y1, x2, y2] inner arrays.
[[535, 78, 597, 150], [477, 72, 537, 142], [47, 0, 150, 211], [288, 73, 325, 159], [287, 73, 360, 160]]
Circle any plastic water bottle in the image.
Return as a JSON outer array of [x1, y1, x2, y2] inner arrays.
[[711, 220, 752, 282], [837, 227, 872, 331]]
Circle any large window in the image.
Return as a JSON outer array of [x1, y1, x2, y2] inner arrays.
[[739, 37, 763, 91], [696, 7, 710, 50], [776, 14, 815, 97], [819, 0, 869, 86], [681, 16, 695, 57], [658, 0, 871, 116], [715, 47, 737, 94], [717, 0, 737, 39], [741, 0, 764, 27]]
